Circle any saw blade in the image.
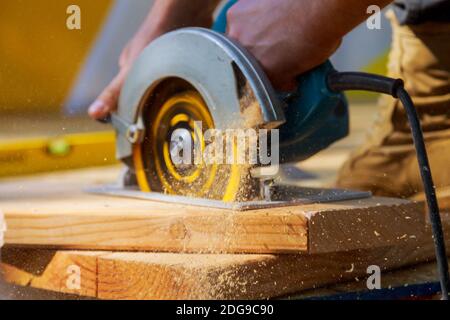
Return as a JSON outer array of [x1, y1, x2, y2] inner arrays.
[[132, 79, 258, 202]]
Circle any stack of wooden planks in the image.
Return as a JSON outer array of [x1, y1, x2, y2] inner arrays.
[[0, 166, 447, 299], [1, 105, 449, 299]]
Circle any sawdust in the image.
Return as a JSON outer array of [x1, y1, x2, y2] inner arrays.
[[168, 83, 271, 299], [168, 254, 271, 299], [206, 78, 266, 202], [135, 76, 272, 298], [239, 80, 264, 128], [0, 210, 5, 249]]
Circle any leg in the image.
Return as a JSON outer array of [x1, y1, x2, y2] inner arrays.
[[336, 10, 450, 205]]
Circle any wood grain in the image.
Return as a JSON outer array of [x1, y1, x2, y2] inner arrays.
[[0, 167, 424, 254], [1, 105, 447, 299], [2, 217, 449, 300]]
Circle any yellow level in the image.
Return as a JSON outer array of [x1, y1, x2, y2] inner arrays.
[[0, 131, 117, 178]]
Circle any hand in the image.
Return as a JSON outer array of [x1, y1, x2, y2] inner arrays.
[[88, 30, 156, 119], [226, 0, 392, 90], [88, 0, 221, 119]]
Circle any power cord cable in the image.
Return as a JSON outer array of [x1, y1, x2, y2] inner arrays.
[[328, 71, 450, 300]]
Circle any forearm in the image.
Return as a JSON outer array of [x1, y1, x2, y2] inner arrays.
[[136, 0, 222, 41]]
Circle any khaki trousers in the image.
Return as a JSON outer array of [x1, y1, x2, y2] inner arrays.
[[336, 11, 450, 207]]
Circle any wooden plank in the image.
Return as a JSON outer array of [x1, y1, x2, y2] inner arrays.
[[0, 101, 447, 299], [0, 167, 424, 254], [1, 249, 101, 298], [307, 198, 423, 253], [2, 217, 449, 299]]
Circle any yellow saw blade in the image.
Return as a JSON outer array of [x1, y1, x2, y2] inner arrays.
[[132, 81, 257, 202]]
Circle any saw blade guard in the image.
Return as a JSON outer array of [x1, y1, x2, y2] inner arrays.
[[114, 28, 285, 201], [115, 28, 285, 161]]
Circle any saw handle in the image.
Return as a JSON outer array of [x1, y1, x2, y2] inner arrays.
[[277, 61, 349, 163]]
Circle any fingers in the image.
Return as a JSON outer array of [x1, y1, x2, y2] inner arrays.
[[88, 67, 129, 119], [119, 44, 131, 68]]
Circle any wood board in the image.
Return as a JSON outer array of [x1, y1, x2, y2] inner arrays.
[[0, 167, 424, 254], [2, 105, 448, 299], [2, 219, 449, 299]]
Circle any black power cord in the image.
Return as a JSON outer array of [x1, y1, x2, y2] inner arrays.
[[327, 71, 450, 300]]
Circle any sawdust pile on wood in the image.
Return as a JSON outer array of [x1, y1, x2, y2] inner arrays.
[[171, 81, 268, 298]]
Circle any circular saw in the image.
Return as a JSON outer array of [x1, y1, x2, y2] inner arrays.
[[90, 2, 449, 298], [114, 28, 287, 202], [98, 27, 355, 207]]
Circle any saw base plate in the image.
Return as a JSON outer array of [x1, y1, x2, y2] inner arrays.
[[86, 185, 371, 211]]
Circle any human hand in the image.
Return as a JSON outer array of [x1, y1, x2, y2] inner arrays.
[[226, 0, 391, 90], [87, 31, 156, 119], [88, 0, 221, 119]]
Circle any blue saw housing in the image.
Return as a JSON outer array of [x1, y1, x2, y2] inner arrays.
[[213, 0, 349, 164], [277, 62, 349, 163]]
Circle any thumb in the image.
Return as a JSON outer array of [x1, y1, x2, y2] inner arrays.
[[88, 67, 129, 119]]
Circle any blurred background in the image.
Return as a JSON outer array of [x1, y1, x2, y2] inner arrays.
[[0, 0, 392, 177], [0, 0, 392, 115]]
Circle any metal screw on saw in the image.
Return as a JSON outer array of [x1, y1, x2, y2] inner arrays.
[[126, 125, 142, 144]]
